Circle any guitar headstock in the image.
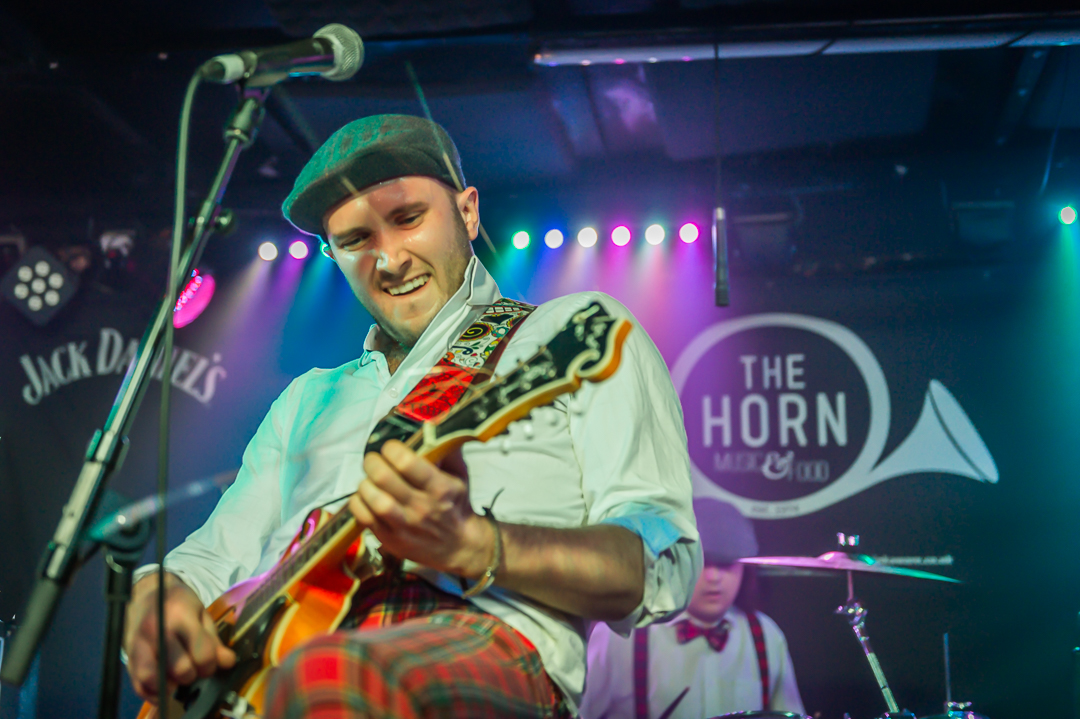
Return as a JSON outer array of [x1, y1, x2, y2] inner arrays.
[[423, 301, 632, 459]]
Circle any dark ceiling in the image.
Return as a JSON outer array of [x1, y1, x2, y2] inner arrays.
[[2, 0, 1080, 270]]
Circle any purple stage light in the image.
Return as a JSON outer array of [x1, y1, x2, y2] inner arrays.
[[611, 226, 631, 246], [679, 223, 700, 243], [173, 269, 215, 328], [289, 239, 310, 260]]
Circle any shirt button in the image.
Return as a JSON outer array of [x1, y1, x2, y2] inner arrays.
[[388, 388, 399, 398]]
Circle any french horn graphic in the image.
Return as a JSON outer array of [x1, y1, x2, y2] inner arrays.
[[869, 379, 998, 485]]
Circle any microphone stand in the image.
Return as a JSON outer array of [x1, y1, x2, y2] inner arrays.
[[0, 83, 269, 719]]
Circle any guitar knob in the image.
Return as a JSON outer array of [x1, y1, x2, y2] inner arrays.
[[500, 436, 512, 454], [522, 422, 534, 439]]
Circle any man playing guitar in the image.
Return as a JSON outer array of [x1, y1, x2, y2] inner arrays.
[[123, 114, 701, 718]]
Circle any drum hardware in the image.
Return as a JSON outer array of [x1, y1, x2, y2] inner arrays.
[[835, 581, 900, 714], [917, 634, 988, 719], [712, 708, 807, 712], [742, 532, 963, 719]]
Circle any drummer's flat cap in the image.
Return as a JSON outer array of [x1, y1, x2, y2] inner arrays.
[[283, 114, 465, 236], [693, 498, 759, 564]]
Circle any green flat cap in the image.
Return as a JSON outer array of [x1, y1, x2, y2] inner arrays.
[[282, 114, 465, 236]]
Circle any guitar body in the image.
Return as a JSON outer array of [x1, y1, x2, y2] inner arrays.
[[137, 508, 366, 719]]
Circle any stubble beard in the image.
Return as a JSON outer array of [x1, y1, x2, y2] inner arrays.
[[371, 209, 473, 359]]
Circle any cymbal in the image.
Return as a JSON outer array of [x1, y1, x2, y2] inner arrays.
[[740, 552, 960, 583]]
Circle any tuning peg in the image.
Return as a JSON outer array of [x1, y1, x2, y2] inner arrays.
[[837, 532, 860, 548]]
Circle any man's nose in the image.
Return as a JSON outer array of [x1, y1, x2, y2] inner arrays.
[[375, 237, 411, 276]]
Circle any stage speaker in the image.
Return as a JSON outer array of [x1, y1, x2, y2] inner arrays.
[[869, 380, 998, 485]]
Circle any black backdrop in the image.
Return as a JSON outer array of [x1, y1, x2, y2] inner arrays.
[[1, 207, 1077, 719]]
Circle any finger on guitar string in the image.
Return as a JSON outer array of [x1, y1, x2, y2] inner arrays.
[[347, 492, 378, 527], [174, 609, 234, 679], [164, 632, 199, 686], [128, 640, 176, 703], [363, 449, 420, 506], [381, 439, 444, 489], [356, 473, 409, 526], [201, 609, 237, 671]]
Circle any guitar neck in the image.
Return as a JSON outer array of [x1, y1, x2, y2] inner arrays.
[[232, 506, 363, 640]]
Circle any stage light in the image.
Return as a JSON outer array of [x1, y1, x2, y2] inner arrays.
[[679, 223, 700, 243], [645, 224, 665, 245], [544, 229, 564, 249], [1060, 206, 1077, 225], [173, 269, 216, 328], [1, 245, 78, 326], [512, 231, 530, 250], [577, 227, 598, 247], [258, 241, 279, 261], [288, 240, 310, 259], [611, 226, 631, 246]]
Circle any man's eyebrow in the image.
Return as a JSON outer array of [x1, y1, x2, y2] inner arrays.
[[327, 200, 430, 243], [327, 227, 366, 245], [389, 200, 428, 216]]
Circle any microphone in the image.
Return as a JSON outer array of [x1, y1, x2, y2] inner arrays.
[[200, 23, 363, 87]]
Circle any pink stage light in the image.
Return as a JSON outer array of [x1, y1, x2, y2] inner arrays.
[[611, 225, 631, 246], [679, 223, 700, 243], [289, 239, 310, 260], [173, 270, 216, 328]]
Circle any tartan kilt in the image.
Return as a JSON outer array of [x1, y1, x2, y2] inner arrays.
[[265, 572, 570, 719]]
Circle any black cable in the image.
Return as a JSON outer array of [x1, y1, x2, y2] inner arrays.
[[1038, 48, 1072, 196], [403, 61, 528, 302], [156, 69, 202, 708]]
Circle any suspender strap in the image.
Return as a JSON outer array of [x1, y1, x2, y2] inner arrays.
[[633, 626, 649, 719], [365, 298, 534, 454], [746, 611, 770, 709]]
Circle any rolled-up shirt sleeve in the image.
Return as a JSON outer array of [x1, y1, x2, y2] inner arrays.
[[132, 381, 293, 606], [569, 295, 701, 635]]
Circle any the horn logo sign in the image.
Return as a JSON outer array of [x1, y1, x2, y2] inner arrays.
[[671, 314, 997, 519]]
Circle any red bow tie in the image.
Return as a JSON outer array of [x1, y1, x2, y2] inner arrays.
[[675, 619, 731, 652]]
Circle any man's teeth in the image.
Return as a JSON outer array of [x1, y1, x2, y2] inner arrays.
[[387, 275, 430, 296]]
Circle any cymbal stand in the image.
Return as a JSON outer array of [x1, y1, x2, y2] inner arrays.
[[835, 568, 902, 715]]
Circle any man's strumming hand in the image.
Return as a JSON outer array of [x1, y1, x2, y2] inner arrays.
[[349, 439, 495, 580], [124, 572, 236, 703]]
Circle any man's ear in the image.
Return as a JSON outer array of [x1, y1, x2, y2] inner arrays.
[[321, 240, 336, 260], [458, 186, 480, 241]]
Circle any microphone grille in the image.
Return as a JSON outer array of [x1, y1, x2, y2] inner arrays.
[[314, 24, 364, 81]]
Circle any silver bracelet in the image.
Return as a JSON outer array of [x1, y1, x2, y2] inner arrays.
[[462, 509, 502, 598]]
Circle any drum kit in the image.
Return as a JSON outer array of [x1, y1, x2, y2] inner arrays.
[[714, 533, 986, 719]]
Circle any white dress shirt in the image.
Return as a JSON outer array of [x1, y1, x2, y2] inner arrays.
[[137, 257, 701, 713], [580, 608, 805, 719]]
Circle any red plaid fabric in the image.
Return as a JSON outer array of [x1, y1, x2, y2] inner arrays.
[[265, 573, 570, 719], [746, 611, 770, 709]]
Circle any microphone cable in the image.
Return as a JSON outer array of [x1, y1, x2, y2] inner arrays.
[[155, 68, 203, 708]]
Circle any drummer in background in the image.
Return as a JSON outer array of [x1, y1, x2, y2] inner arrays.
[[580, 499, 804, 719]]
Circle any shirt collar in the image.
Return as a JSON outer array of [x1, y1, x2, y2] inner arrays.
[[675, 608, 738, 629], [359, 256, 501, 362]]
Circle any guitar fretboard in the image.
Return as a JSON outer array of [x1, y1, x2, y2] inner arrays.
[[234, 507, 355, 633]]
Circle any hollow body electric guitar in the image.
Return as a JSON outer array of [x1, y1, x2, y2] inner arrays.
[[137, 302, 632, 719]]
